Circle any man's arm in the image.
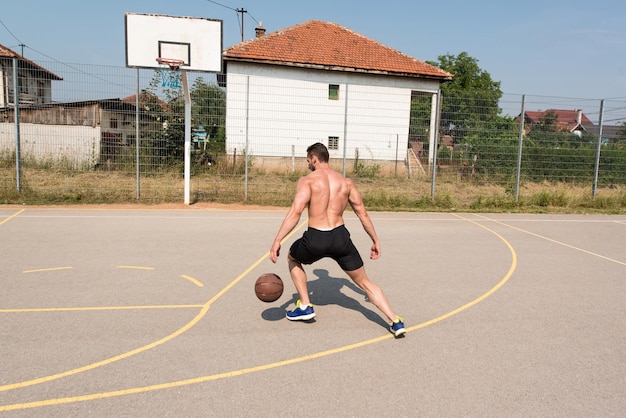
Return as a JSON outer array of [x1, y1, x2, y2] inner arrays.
[[347, 180, 381, 260], [270, 177, 311, 263]]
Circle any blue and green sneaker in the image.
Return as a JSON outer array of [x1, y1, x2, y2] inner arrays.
[[286, 300, 316, 321]]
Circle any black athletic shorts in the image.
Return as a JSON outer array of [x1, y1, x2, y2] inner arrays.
[[289, 225, 364, 271]]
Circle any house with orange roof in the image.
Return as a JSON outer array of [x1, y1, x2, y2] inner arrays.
[[222, 20, 452, 164], [517, 109, 626, 144], [0, 43, 62, 107], [520, 109, 593, 134]]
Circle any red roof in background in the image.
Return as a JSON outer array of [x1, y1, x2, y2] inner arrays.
[[524, 109, 593, 131], [121, 90, 171, 112], [223, 20, 453, 80], [0, 43, 63, 80]]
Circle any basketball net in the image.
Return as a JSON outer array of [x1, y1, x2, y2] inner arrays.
[[156, 58, 184, 89]]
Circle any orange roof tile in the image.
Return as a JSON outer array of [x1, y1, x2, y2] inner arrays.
[[121, 90, 171, 111], [224, 20, 452, 80], [525, 109, 593, 130]]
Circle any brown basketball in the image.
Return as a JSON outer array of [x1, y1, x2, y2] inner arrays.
[[255, 273, 284, 302]]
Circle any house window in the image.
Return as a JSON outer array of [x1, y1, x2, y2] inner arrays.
[[37, 81, 46, 102], [110, 118, 118, 129], [328, 84, 339, 100], [18, 70, 28, 94], [328, 136, 339, 150]]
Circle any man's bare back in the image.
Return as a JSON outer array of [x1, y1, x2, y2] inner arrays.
[[301, 167, 352, 230], [270, 147, 379, 264]]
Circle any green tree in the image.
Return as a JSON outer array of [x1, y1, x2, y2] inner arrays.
[[461, 115, 519, 178], [616, 122, 626, 145], [190, 77, 226, 153], [144, 70, 185, 162], [526, 110, 574, 148], [427, 52, 503, 142], [127, 89, 182, 165], [409, 91, 433, 141], [144, 73, 227, 163]]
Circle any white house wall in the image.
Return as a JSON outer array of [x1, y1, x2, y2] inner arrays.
[[225, 62, 440, 161], [0, 123, 100, 168]]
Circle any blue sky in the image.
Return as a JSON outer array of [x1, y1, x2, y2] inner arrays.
[[2, 0, 625, 101]]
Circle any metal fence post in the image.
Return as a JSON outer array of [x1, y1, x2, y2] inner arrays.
[[592, 99, 604, 198], [13, 57, 21, 192], [430, 90, 442, 202], [135, 68, 140, 199], [182, 69, 191, 205], [515, 95, 525, 201]]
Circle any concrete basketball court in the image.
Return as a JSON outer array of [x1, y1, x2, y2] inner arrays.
[[1, 206, 624, 417]]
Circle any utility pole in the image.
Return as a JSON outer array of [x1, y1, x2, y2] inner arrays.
[[236, 8, 247, 41]]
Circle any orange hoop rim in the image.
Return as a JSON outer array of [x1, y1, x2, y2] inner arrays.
[[156, 57, 185, 70]]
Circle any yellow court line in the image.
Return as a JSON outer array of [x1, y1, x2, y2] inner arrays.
[[0, 209, 25, 226], [406, 214, 518, 332], [117, 266, 155, 270], [0, 216, 517, 412], [475, 214, 626, 267], [23, 266, 73, 274], [0, 303, 212, 392], [0, 219, 307, 395], [181, 275, 204, 287]]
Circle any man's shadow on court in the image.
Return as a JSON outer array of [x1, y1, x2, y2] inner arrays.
[[260, 268, 389, 331]]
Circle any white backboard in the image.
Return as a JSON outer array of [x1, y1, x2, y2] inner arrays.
[[125, 13, 222, 72]]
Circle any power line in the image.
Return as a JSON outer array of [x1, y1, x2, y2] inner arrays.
[[243, 9, 259, 25], [206, 0, 237, 11], [14, 43, 130, 92], [206, 1, 258, 42], [0, 18, 27, 56], [0, 18, 22, 44]]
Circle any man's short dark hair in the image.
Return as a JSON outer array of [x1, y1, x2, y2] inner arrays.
[[307, 142, 329, 163]]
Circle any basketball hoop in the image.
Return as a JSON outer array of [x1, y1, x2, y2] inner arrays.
[[156, 57, 185, 70], [156, 58, 185, 88]]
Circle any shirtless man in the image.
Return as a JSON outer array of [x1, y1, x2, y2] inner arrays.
[[270, 142, 405, 337]]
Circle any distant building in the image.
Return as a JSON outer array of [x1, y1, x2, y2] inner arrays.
[[0, 99, 144, 168], [518, 109, 624, 144], [584, 125, 625, 144], [0, 43, 62, 107], [0, 45, 172, 168], [520, 109, 593, 133]]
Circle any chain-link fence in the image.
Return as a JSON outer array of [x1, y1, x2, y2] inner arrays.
[[1, 60, 625, 208]]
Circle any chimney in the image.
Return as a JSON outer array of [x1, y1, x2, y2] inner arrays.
[[255, 22, 266, 38], [576, 109, 582, 125]]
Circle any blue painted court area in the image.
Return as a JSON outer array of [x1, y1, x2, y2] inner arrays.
[[1, 207, 625, 416]]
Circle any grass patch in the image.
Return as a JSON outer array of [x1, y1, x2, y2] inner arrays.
[[1, 166, 624, 213]]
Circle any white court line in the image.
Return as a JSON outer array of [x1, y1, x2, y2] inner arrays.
[[474, 214, 626, 266], [7, 209, 626, 226]]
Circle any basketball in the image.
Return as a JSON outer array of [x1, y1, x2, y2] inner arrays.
[[255, 273, 284, 302]]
